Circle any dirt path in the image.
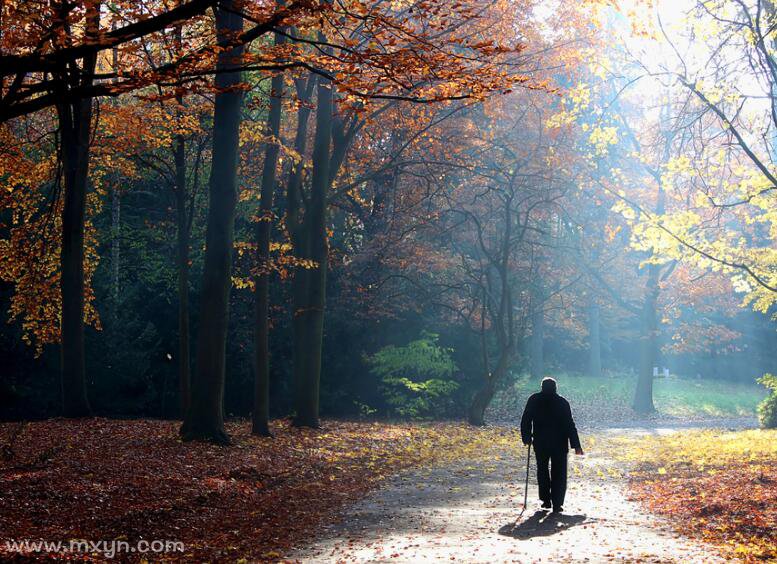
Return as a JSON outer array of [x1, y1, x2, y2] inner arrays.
[[289, 429, 726, 563]]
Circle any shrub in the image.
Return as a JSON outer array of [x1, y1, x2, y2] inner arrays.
[[366, 332, 459, 419], [757, 374, 777, 429]]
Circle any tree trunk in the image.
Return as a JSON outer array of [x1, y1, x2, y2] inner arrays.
[[529, 301, 544, 380], [633, 266, 658, 413], [181, 2, 244, 443], [110, 24, 120, 311], [59, 101, 93, 418], [292, 73, 332, 428], [110, 187, 120, 304], [468, 379, 496, 426], [289, 201, 311, 429], [174, 134, 191, 419], [252, 35, 284, 436], [468, 351, 510, 426], [58, 3, 99, 418], [633, 158, 667, 414], [285, 75, 313, 425], [171, 15, 192, 420], [587, 301, 602, 378]]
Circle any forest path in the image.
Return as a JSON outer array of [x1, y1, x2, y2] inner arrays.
[[289, 428, 725, 563]]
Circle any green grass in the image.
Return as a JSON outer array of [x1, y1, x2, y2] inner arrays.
[[493, 373, 767, 420], [653, 378, 765, 417], [550, 373, 765, 418]]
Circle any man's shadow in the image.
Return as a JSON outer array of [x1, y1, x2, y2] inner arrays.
[[498, 510, 589, 540]]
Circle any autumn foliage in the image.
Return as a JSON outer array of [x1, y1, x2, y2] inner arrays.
[[614, 430, 777, 562], [0, 418, 520, 561], [1, 0, 776, 560]]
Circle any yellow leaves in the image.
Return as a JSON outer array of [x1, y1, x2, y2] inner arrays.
[[231, 276, 255, 291], [0, 120, 106, 355], [297, 422, 523, 475], [545, 111, 577, 130], [614, 429, 777, 470], [691, 191, 709, 209], [731, 275, 751, 295], [588, 125, 618, 156], [611, 199, 636, 221], [568, 82, 591, 107], [693, 79, 727, 105], [546, 83, 592, 130], [663, 155, 692, 176], [614, 429, 777, 561], [240, 124, 279, 148]]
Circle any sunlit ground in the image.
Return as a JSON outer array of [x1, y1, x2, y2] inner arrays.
[[490, 374, 765, 425]]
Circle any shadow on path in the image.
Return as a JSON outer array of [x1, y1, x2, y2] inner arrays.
[[498, 510, 589, 540]]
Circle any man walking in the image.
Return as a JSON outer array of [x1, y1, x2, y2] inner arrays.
[[520, 377, 583, 513]]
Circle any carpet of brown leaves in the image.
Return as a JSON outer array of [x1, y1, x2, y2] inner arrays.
[[612, 430, 777, 562], [0, 418, 516, 562]]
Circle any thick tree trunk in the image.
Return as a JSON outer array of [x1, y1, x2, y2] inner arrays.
[[171, 18, 192, 420], [633, 267, 658, 413], [59, 99, 93, 418], [111, 187, 120, 304], [529, 301, 544, 380], [181, 3, 244, 443], [292, 74, 332, 428], [587, 301, 602, 378], [174, 134, 191, 419], [58, 3, 99, 418], [468, 380, 495, 426], [468, 351, 510, 426], [295, 233, 327, 427], [633, 166, 666, 414], [252, 39, 284, 436], [286, 76, 313, 425], [291, 267, 312, 420], [110, 26, 120, 310]]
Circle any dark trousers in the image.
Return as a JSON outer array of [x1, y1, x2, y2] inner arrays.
[[535, 448, 568, 507]]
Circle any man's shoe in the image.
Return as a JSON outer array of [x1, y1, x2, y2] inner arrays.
[[541, 501, 552, 509], [552, 505, 563, 513]]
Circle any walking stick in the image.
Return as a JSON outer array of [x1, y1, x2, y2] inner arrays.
[[519, 442, 531, 518]]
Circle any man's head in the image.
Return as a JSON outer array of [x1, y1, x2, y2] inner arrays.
[[541, 377, 557, 394]]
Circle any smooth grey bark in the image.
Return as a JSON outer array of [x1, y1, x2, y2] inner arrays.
[[172, 20, 192, 420], [110, 187, 120, 304], [252, 32, 285, 436], [587, 301, 602, 378], [529, 298, 544, 380], [174, 132, 191, 419], [291, 72, 332, 428], [285, 74, 314, 425], [58, 1, 100, 418], [633, 266, 659, 413], [181, 2, 244, 443], [633, 181, 667, 413]]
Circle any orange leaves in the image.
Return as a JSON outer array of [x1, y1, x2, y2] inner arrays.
[[0, 418, 516, 561], [605, 223, 622, 242], [619, 430, 777, 562], [0, 116, 109, 355]]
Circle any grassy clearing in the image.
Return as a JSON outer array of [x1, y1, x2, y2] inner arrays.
[[492, 373, 765, 422], [609, 429, 777, 561], [653, 378, 765, 417], [561, 373, 764, 417]]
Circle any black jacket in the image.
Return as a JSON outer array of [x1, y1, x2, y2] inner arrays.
[[520, 391, 581, 452]]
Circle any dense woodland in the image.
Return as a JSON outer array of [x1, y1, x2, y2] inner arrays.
[[1, 0, 777, 442], [2, 1, 777, 561]]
